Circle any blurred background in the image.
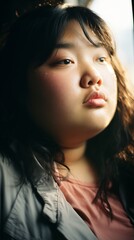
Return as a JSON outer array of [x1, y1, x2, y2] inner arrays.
[[0, 0, 133, 86]]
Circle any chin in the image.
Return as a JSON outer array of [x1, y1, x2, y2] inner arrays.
[[86, 120, 112, 139]]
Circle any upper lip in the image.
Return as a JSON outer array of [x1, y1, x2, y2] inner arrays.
[[83, 91, 108, 104]]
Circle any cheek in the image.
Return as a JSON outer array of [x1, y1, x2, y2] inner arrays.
[[105, 67, 117, 95], [28, 70, 75, 118], [38, 71, 80, 105], [29, 71, 65, 104], [108, 77, 118, 115], [40, 71, 66, 92]]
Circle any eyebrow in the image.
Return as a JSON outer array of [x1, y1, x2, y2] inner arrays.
[[55, 42, 75, 49], [55, 41, 103, 50]]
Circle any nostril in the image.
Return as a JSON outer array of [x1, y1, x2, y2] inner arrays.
[[88, 80, 93, 85], [87, 77, 103, 87], [80, 75, 92, 88], [80, 74, 103, 88], [97, 79, 103, 86]]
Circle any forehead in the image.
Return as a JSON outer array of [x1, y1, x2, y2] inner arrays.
[[57, 20, 101, 46]]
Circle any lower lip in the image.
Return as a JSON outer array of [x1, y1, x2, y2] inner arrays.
[[85, 99, 106, 107]]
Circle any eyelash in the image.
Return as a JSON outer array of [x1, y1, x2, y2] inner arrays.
[[55, 59, 73, 65], [51, 56, 108, 67], [97, 56, 109, 64], [58, 57, 107, 63]]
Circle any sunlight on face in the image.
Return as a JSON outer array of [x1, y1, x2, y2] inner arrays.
[[27, 21, 117, 147]]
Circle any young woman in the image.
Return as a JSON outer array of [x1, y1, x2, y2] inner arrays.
[[0, 3, 134, 240]]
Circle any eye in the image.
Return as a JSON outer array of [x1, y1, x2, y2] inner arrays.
[[48, 58, 74, 67], [97, 55, 111, 64], [98, 57, 107, 63], [57, 59, 73, 65]]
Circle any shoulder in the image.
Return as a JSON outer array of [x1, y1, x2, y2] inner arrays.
[[0, 154, 24, 224], [0, 154, 22, 186]]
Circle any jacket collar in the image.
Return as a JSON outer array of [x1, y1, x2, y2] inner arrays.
[[28, 157, 59, 223], [28, 158, 98, 239]]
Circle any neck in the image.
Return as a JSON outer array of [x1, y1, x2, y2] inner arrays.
[[62, 142, 87, 165], [59, 142, 96, 183]]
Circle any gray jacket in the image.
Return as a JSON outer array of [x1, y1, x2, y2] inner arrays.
[[0, 155, 97, 240]]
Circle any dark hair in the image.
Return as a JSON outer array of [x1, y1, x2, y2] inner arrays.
[[0, 4, 134, 217]]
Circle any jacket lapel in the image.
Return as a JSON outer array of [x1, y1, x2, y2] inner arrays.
[[31, 160, 97, 239]]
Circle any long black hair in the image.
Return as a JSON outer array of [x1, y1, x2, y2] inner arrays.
[[0, 4, 134, 217]]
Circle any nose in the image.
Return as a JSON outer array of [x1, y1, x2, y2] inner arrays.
[[80, 66, 103, 88]]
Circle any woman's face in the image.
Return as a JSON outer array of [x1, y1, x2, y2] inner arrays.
[[28, 21, 117, 147]]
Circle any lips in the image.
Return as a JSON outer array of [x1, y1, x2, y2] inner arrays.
[[83, 91, 108, 107]]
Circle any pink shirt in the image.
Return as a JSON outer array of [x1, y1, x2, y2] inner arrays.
[[60, 178, 134, 240]]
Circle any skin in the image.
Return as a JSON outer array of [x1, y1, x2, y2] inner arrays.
[[27, 21, 117, 181]]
